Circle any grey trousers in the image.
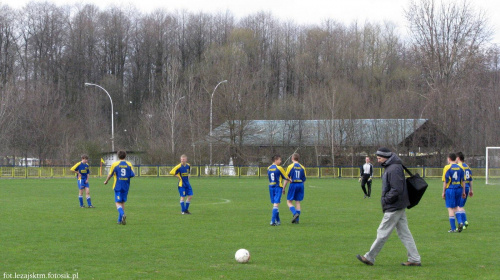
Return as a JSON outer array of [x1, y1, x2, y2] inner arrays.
[[364, 208, 421, 263]]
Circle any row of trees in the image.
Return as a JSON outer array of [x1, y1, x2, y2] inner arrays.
[[0, 0, 498, 166]]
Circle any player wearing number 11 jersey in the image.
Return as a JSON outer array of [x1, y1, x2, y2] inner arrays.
[[285, 153, 306, 224], [104, 150, 135, 225], [442, 153, 466, 232]]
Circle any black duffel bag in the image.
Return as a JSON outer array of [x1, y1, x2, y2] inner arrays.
[[403, 165, 428, 209]]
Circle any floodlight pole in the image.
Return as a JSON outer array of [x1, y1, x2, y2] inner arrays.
[[84, 83, 115, 152], [210, 80, 227, 165]]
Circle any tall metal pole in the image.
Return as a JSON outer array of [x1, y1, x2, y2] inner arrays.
[[84, 83, 115, 152], [210, 80, 227, 165]]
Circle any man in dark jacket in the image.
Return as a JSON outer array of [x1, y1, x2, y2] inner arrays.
[[356, 147, 421, 266]]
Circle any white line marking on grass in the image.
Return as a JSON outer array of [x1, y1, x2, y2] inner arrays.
[[196, 198, 232, 206], [209, 198, 231, 205], [308, 185, 321, 188]]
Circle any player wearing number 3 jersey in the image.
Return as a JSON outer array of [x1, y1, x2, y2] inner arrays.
[[104, 150, 135, 225], [442, 153, 466, 233], [284, 153, 306, 224], [170, 155, 193, 215], [70, 154, 93, 208]]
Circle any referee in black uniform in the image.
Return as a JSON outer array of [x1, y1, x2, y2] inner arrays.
[[359, 156, 373, 198]]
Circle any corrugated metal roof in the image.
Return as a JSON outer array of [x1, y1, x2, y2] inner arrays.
[[211, 119, 429, 147]]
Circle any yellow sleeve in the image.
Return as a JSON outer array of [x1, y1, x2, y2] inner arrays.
[[70, 162, 80, 172], [126, 161, 135, 177], [458, 163, 464, 171], [170, 163, 182, 176], [286, 164, 294, 177], [442, 165, 450, 182], [277, 166, 287, 179], [108, 162, 119, 176], [126, 161, 134, 169], [300, 164, 307, 177]]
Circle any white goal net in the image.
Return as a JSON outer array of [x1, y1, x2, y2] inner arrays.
[[486, 147, 500, 185]]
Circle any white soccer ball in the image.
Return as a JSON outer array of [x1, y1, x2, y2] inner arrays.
[[235, 249, 251, 263]]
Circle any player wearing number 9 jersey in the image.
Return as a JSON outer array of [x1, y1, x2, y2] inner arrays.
[[285, 153, 306, 224], [104, 150, 135, 225], [267, 155, 289, 226], [442, 153, 466, 232], [456, 152, 473, 229]]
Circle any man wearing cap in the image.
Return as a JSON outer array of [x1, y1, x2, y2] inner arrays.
[[356, 147, 421, 266]]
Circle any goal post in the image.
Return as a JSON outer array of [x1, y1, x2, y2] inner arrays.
[[486, 147, 500, 185]]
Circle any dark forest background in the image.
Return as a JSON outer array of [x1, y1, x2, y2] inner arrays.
[[0, 0, 499, 166]]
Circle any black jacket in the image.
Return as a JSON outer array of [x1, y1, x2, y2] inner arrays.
[[380, 153, 410, 212]]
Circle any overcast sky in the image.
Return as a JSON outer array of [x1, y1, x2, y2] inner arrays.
[[2, 0, 499, 44]]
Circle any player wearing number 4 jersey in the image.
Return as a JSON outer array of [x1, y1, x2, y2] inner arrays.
[[442, 153, 466, 233], [456, 152, 473, 230], [267, 155, 289, 226], [284, 153, 306, 224], [104, 150, 135, 225]]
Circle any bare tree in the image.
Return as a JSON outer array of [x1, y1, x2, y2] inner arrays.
[[161, 80, 185, 156], [0, 1, 497, 166], [405, 0, 492, 154]]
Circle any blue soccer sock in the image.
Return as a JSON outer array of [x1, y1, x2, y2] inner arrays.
[[462, 212, 468, 223], [296, 210, 301, 221], [449, 216, 456, 231], [86, 196, 92, 207], [78, 196, 83, 207], [185, 201, 191, 211], [289, 206, 296, 215], [117, 206, 124, 222], [272, 207, 279, 224], [456, 211, 463, 224], [180, 201, 186, 212]]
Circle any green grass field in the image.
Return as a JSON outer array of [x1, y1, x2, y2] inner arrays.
[[1, 177, 499, 279]]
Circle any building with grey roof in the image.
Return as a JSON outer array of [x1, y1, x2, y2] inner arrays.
[[206, 119, 450, 165]]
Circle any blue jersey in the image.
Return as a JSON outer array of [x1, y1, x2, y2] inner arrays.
[[70, 161, 90, 180], [108, 160, 135, 192], [267, 164, 288, 188], [459, 163, 473, 184], [286, 162, 306, 184], [442, 163, 464, 189], [170, 163, 191, 188]]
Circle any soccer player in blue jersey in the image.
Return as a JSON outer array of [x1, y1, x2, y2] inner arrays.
[[70, 154, 94, 208], [442, 153, 466, 232], [267, 155, 289, 226], [104, 150, 135, 225], [284, 153, 306, 224], [456, 152, 474, 230], [170, 154, 193, 214]]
